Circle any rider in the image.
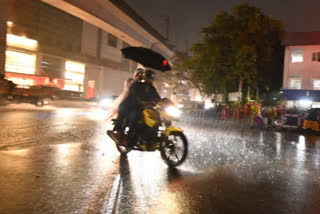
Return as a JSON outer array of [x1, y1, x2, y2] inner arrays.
[[108, 69, 161, 145]]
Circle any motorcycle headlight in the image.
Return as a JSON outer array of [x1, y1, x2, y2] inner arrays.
[[165, 106, 182, 117]]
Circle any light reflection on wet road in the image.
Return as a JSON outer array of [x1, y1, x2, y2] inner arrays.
[[1, 108, 320, 214]]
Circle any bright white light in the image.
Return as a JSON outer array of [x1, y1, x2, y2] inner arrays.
[[7, 21, 13, 27], [177, 104, 184, 108], [298, 99, 312, 108], [65, 61, 85, 73], [290, 49, 303, 63], [56, 108, 74, 118], [291, 54, 303, 62], [165, 106, 182, 117], [57, 144, 72, 156], [100, 98, 113, 109], [6, 77, 34, 86], [204, 102, 213, 109], [5, 50, 36, 74], [65, 71, 84, 83], [6, 34, 38, 50]]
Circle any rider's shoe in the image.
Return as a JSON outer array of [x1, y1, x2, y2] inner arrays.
[[107, 130, 127, 146]]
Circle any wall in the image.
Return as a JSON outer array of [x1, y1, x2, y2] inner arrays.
[[100, 31, 122, 62], [102, 67, 132, 97], [0, 1, 9, 74], [81, 22, 98, 57], [283, 45, 320, 89]]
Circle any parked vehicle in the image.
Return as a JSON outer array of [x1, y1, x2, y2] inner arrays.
[[1, 84, 61, 106], [274, 109, 304, 130], [302, 108, 320, 132]]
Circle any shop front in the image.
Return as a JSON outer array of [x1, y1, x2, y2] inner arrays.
[[4, 33, 86, 93]]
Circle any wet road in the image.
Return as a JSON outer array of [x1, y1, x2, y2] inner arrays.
[[1, 105, 320, 214]]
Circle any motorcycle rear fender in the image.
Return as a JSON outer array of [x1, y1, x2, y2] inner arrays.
[[165, 126, 183, 136]]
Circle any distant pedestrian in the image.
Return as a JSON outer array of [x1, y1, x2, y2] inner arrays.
[[221, 106, 226, 120]]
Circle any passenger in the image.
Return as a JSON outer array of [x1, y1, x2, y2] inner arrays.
[[108, 69, 161, 145], [105, 68, 144, 122]]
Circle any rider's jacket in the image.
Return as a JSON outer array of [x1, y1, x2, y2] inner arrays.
[[118, 81, 161, 114]]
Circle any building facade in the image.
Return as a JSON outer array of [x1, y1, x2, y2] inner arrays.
[[0, 0, 174, 98], [281, 32, 320, 108]]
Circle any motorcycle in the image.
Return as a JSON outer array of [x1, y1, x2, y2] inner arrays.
[[107, 98, 188, 167]]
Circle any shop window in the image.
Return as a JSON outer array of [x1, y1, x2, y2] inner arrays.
[[5, 50, 36, 75], [6, 34, 38, 51], [290, 48, 303, 63], [107, 33, 118, 48], [41, 55, 63, 78], [288, 78, 301, 89], [64, 61, 85, 92]]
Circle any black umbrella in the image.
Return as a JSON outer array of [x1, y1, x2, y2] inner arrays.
[[121, 46, 171, 72]]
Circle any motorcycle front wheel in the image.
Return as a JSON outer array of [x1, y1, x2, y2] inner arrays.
[[160, 132, 188, 167]]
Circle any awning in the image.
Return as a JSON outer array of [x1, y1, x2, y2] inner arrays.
[[280, 89, 320, 102]]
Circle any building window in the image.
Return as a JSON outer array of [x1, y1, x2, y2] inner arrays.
[[64, 60, 85, 92], [312, 52, 320, 62], [313, 79, 320, 89], [41, 55, 63, 78], [6, 34, 38, 51], [107, 33, 117, 48], [5, 50, 36, 75], [288, 78, 301, 89], [290, 48, 303, 63]]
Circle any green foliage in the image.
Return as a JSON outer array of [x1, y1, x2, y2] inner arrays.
[[173, 3, 284, 98]]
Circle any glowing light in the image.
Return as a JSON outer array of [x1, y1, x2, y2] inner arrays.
[[6, 77, 34, 86], [64, 82, 82, 92], [6, 34, 38, 50], [57, 144, 72, 156], [7, 21, 13, 27], [5, 50, 36, 74], [162, 59, 168, 66], [99, 97, 113, 109], [298, 99, 312, 108], [204, 102, 213, 109], [65, 71, 84, 83], [56, 108, 75, 118], [165, 106, 182, 117], [296, 136, 306, 162], [177, 104, 184, 108], [65, 61, 85, 73], [64, 61, 85, 92]]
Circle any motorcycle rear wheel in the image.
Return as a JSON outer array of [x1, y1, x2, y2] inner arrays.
[[160, 132, 188, 167]]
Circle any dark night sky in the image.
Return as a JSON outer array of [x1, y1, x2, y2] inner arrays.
[[124, 0, 320, 50]]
